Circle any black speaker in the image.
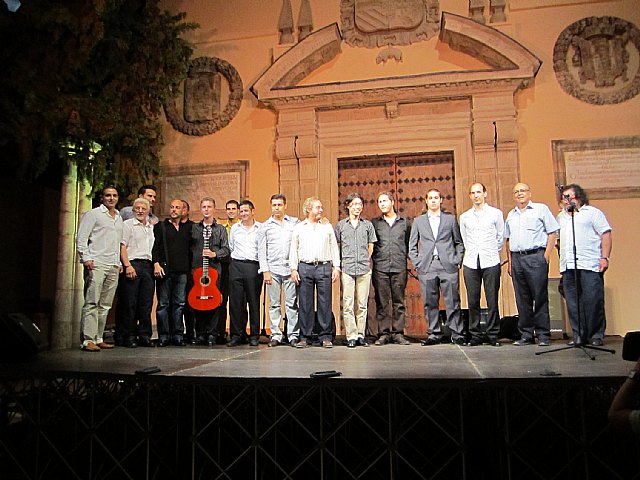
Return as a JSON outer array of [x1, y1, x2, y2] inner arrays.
[[0, 313, 46, 361]]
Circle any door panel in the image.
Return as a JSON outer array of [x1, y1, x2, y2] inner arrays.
[[337, 152, 455, 336]]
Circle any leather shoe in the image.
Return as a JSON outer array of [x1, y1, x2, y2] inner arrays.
[[538, 340, 550, 347], [227, 337, 242, 347], [97, 342, 114, 349], [488, 339, 501, 347], [466, 338, 481, 346], [249, 337, 259, 346], [347, 339, 356, 348], [357, 338, 369, 347], [295, 340, 309, 348], [513, 338, 534, 346], [268, 338, 281, 347], [138, 338, 153, 347], [322, 339, 333, 348], [122, 339, 137, 348], [375, 335, 389, 346], [82, 342, 101, 352], [421, 338, 441, 346], [171, 339, 187, 347], [591, 338, 604, 346], [452, 337, 466, 346], [157, 339, 171, 347], [290, 339, 299, 347], [567, 340, 583, 347], [392, 334, 410, 345]]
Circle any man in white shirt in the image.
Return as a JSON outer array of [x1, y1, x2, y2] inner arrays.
[[289, 197, 340, 348], [460, 183, 504, 346], [76, 186, 123, 352], [116, 198, 155, 348], [228, 200, 263, 347]]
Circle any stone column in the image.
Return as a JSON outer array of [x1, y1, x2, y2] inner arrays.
[[275, 108, 318, 217], [472, 91, 519, 316]]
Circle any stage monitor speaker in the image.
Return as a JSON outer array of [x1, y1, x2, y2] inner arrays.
[[0, 312, 46, 361]]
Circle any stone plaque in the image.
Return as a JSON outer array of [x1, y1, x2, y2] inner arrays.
[[158, 162, 248, 221], [553, 136, 640, 199]]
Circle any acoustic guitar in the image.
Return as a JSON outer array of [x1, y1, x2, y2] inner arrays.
[[188, 225, 222, 311]]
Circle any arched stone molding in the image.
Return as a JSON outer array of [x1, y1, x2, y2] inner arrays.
[[251, 12, 541, 316]]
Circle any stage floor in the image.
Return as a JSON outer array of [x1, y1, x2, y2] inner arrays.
[[2, 335, 631, 384]]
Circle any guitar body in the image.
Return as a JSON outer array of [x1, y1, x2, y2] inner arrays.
[[188, 267, 222, 311]]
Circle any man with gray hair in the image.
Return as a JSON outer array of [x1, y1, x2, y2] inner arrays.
[[116, 198, 155, 348], [289, 197, 340, 348]]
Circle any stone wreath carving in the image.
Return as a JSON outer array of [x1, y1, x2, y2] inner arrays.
[[164, 56, 243, 136], [553, 16, 640, 105]]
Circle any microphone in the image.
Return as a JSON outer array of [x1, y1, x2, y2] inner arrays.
[[567, 201, 578, 213]]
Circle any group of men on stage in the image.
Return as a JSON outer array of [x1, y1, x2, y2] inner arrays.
[[75, 180, 612, 352]]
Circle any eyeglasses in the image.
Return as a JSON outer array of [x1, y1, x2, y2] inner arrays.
[[562, 194, 575, 199]]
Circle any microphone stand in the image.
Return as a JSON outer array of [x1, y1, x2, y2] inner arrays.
[[536, 203, 614, 359]]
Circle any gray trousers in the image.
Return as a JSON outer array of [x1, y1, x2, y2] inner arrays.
[[418, 258, 463, 340]]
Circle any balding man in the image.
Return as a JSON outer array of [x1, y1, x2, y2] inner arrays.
[[505, 183, 559, 347]]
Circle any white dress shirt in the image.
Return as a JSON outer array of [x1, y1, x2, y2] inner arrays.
[[460, 204, 504, 269], [289, 219, 340, 269], [122, 218, 154, 261], [230, 221, 262, 261], [76, 204, 123, 266]]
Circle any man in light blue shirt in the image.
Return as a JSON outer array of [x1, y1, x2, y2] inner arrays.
[[257, 194, 300, 347], [460, 183, 504, 346], [557, 184, 612, 346], [505, 183, 559, 346]]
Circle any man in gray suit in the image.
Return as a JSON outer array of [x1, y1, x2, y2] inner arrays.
[[409, 189, 465, 345]]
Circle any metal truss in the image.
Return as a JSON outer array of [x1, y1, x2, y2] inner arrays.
[[1, 377, 639, 480]]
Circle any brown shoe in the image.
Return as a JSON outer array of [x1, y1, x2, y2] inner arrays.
[[97, 342, 114, 350], [82, 342, 100, 352], [322, 339, 333, 349]]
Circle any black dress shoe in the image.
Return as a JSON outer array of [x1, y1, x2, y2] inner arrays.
[[157, 339, 171, 347], [268, 339, 280, 347], [138, 338, 153, 347], [171, 339, 187, 347], [467, 338, 481, 346], [513, 338, 534, 346], [421, 338, 441, 346], [451, 337, 466, 346], [357, 338, 369, 347], [227, 337, 242, 347], [123, 339, 137, 348], [347, 339, 356, 348], [249, 337, 259, 346]]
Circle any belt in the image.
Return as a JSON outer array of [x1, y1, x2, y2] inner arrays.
[[130, 258, 152, 263], [300, 260, 331, 266], [512, 247, 545, 255], [233, 259, 258, 264], [432, 255, 440, 260]]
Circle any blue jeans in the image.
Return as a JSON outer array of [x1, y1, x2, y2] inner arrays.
[[562, 269, 605, 342], [155, 272, 187, 341]]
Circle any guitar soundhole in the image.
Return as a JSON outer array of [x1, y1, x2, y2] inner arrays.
[[200, 276, 210, 286]]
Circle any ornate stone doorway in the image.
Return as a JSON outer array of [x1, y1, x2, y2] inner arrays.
[[252, 12, 542, 325]]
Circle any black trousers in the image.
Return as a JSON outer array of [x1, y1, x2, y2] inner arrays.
[[463, 263, 501, 341], [510, 250, 551, 342], [115, 259, 154, 341], [228, 260, 262, 339], [372, 269, 407, 336]]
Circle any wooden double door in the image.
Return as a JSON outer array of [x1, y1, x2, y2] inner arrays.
[[337, 152, 456, 337]]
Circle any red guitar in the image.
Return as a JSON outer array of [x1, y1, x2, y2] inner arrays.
[[188, 225, 222, 311]]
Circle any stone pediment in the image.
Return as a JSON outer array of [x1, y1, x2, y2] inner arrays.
[[251, 12, 541, 109]]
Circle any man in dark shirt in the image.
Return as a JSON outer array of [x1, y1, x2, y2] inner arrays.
[[190, 197, 230, 345], [371, 191, 411, 345], [153, 199, 192, 346]]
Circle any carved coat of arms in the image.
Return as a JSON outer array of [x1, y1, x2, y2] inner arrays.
[[341, 0, 440, 48]]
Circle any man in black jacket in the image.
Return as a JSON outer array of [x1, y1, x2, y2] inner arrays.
[[152, 199, 192, 346]]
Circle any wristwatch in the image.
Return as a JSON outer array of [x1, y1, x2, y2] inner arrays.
[[628, 370, 640, 382]]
